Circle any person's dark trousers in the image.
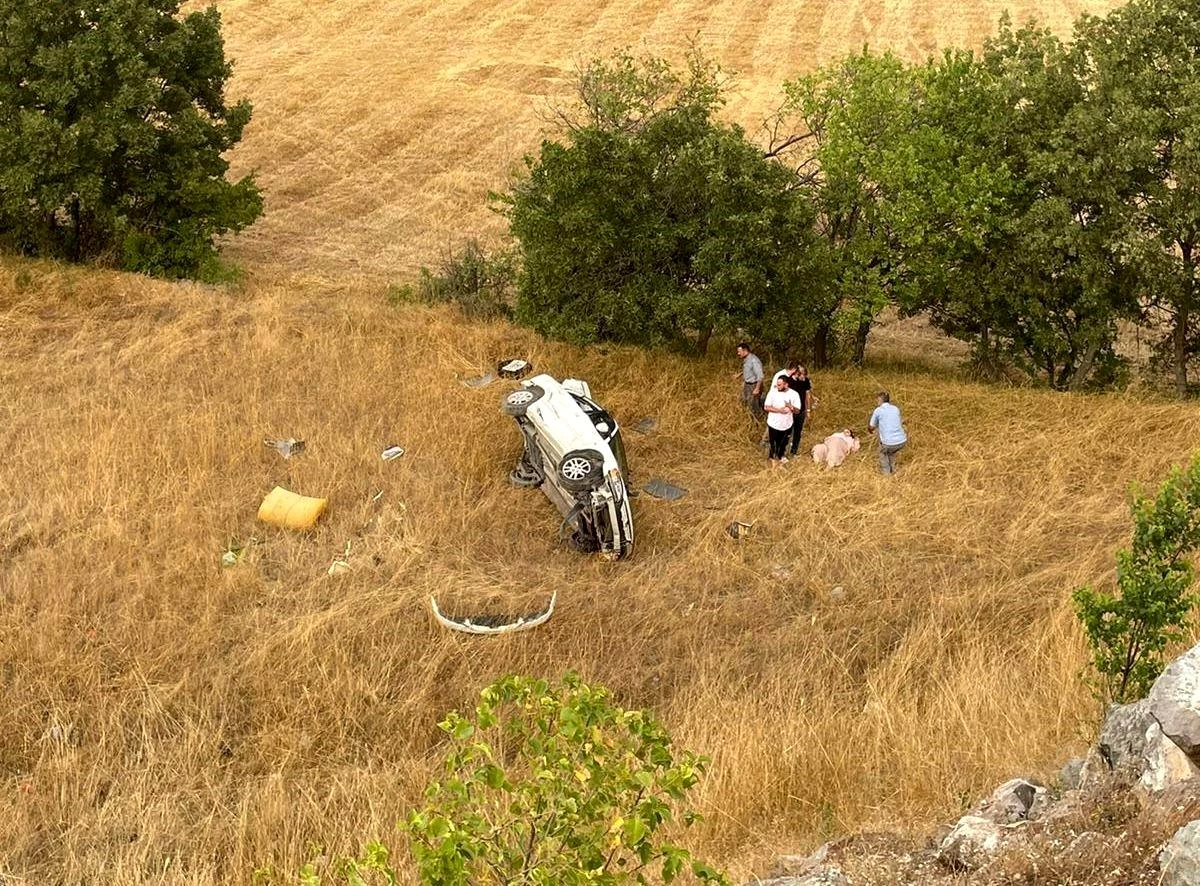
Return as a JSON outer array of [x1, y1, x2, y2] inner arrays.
[[789, 411, 806, 456], [768, 426, 790, 461]]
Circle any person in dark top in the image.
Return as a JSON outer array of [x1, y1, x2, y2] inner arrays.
[[784, 366, 813, 456]]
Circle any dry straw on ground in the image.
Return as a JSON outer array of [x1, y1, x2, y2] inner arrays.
[[207, 0, 1121, 281], [4, 259, 1200, 883]]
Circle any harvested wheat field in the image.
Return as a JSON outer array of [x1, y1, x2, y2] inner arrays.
[[3, 259, 1200, 882], [210, 0, 1121, 280]]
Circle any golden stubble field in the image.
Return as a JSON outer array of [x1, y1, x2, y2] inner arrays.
[[4, 259, 1200, 882], [208, 0, 1121, 281]]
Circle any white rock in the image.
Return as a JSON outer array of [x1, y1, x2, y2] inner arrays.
[[1160, 819, 1200, 886], [937, 815, 1005, 870], [1098, 699, 1154, 776], [752, 871, 847, 886], [971, 778, 1048, 824], [1138, 720, 1200, 794], [1149, 642, 1200, 759]]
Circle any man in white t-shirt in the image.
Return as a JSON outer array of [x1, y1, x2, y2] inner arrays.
[[762, 374, 802, 466]]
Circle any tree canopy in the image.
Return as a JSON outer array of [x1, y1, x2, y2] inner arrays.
[[0, 0, 262, 278], [500, 51, 829, 356], [492, 0, 1200, 393]]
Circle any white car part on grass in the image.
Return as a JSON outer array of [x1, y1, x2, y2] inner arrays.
[[429, 591, 557, 635]]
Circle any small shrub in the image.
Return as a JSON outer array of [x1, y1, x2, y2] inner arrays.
[[416, 240, 516, 320], [1073, 453, 1200, 703], [313, 672, 726, 885]]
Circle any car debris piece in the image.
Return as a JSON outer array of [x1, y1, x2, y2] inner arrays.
[[461, 372, 496, 388], [264, 438, 305, 459], [430, 591, 557, 635], [643, 478, 687, 501], [328, 541, 352, 577], [220, 537, 257, 567], [632, 417, 658, 435], [381, 444, 405, 461], [497, 358, 533, 379], [501, 375, 634, 559], [726, 520, 754, 539], [258, 486, 328, 530]]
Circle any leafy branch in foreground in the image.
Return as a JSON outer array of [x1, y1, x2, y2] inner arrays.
[[1074, 453, 1200, 703], [303, 672, 726, 884]]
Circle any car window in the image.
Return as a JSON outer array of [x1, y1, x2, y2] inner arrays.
[[609, 429, 630, 477]]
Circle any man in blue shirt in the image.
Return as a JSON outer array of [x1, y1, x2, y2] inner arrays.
[[868, 391, 907, 474]]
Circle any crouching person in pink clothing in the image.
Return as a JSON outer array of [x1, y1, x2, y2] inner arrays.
[[812, 429, 860, 468]]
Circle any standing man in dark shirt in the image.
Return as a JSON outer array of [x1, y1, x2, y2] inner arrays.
[[733, 342, 764, 419], [784, 365, 812, 457]]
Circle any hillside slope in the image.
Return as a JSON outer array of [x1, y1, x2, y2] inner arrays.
[[211, 0, 1120, 279], [4, 261, 1199, 882]]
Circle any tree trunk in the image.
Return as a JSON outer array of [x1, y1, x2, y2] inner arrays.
[[852, 315, 871, 366], [696, 325, 713, 357], [1174, 241, 1193, 399], [70, 197, 82, 262], [1069, 337, 1101, 392], [1173, 302, 1189, 398], [813, 322, 832, 369]]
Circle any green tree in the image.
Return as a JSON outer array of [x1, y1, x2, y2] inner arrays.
[[1073, 454, 1200, 703], [500, 50, 829, 356], [1075, 0, 1200, 397], [305, 673, 726, 885], [782, 50, 920, 366], [0, 0, 262, 278], [890, 18, 1141, 388]]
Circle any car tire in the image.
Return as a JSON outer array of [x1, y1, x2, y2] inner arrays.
[[567, 530, 600, 553], [509, 463, 542, 487], [558, 448, 605, 492], [500, 384, 544, 417]]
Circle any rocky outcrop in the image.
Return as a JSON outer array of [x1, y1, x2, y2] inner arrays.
[[1097, 699, 1154, 776], [1138, 720, 1200, 794], [934, 778, 1047, 870], [1149, 643, 1200, 760], [936, 815, 1004, 870], [1160, 819, 1200, 886], [750, 641, 1200, 885]]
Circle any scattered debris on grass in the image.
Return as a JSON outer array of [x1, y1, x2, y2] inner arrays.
[[643, 478, 687, 501], [461, 372, 495, 388], [430, 591, 557, 635], [496, 357, 532, 379], [632, 417, 658, 434], [381, 444, 405, 461], [726, 520, 753, 539], [328, 541, 352, 577], [220, 538, 256, 567], [263, 438, 305, 459]]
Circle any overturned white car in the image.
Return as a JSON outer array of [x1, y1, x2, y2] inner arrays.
[[502, 375, 634, 559]]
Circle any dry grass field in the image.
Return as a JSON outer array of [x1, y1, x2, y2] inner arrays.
[[4, 258, 1200, 883], [209, 0, 1122, 281], [9, 0, 1187, 882]]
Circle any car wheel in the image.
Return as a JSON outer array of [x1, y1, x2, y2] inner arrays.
[[500, 384, 544, 417], [567, 530, 600, 553], [558, 448, 605, 492]]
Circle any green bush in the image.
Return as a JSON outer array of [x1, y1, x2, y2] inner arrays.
[[303, 673, 727, 885], [413, 240, 516, 320], [0, 0, 262, 279], [1073, 453, 1200, 703]]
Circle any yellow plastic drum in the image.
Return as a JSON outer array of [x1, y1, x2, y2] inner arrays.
[[257, 486, 328, 531]]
